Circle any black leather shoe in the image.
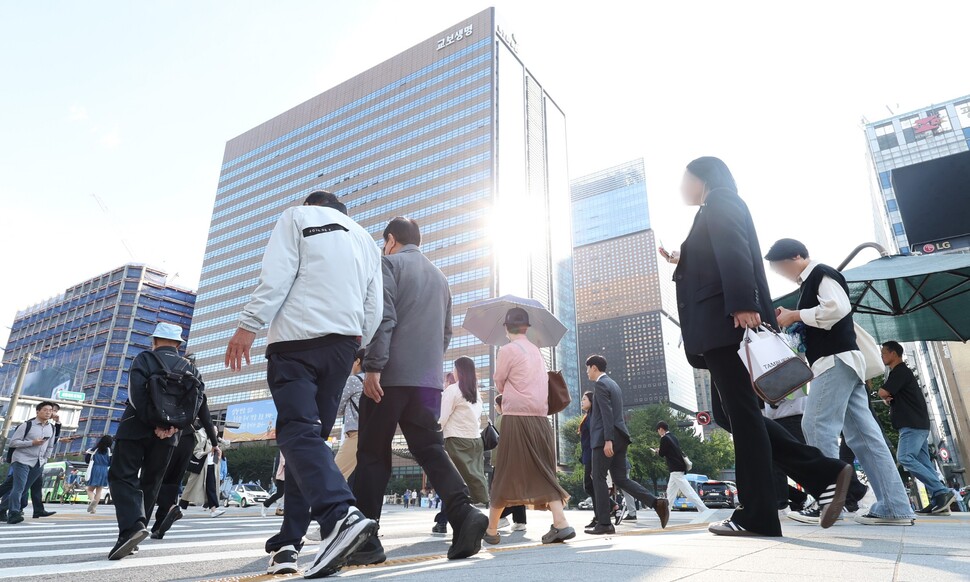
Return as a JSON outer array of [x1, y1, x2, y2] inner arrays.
[[447, 511, 487, 560], [346, 535, 386, 567], [33, 511, 57, 518], [586, 518, 598, 529], [584, 524, 616, 535]]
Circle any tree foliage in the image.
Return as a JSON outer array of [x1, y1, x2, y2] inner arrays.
[[224, 445, 278, 486]]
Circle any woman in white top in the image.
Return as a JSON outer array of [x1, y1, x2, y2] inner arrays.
[[432, 357, 488, 534]]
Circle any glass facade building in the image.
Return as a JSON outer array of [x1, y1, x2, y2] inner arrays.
[[570, 159, 697, 413], [0, 264, 195, 453], [866, 94, 970, 254], [864, 95, 970, 480], [190, 9, 577, 430]]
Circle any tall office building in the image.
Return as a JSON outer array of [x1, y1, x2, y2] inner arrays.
[[864, 94, 970, 482], [570, 159, 697, 413], [0, 264, 195, 453], [190, 8, 577, 432]]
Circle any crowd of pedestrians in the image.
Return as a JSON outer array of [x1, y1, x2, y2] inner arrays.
[[0, 157, 956, 578]]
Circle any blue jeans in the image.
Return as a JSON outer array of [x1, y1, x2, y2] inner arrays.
[[897, 428, 947, 499], [3, 461, 43, 516], [802, 359, 915, 519]]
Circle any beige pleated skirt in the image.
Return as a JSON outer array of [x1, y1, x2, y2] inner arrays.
[[490, 415, 569, 509]]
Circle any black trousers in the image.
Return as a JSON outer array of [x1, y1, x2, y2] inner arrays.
[[591, 438, 657, 526], [108, 436, 175, 537], [204, 465, 219, 508], [264, 341, 358, 553], [583, 462, 594, 500], [264, 479, 285, 507], [704, 345, 847, 536], [772, 415, 810, 510], [352, 386, 472, 534], [500, 504, 527, 523], [153, 432, 195, 529]]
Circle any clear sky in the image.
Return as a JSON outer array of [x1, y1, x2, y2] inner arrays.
[[1, 1, 968, 358]]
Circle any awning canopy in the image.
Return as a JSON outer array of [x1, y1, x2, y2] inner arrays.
[[773, 253, 970, 343]]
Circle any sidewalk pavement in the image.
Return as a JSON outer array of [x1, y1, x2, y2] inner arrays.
[[290, 511, 970, 582]]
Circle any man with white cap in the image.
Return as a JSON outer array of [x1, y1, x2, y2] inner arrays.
[[107, 322, 213, 560]]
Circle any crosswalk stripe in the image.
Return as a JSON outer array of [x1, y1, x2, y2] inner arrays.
[[0, 529, 284, 550], [0, 534, 277, 560], [0, 549, 268, 580]]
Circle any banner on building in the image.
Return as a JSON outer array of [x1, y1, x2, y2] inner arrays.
[[224, 399, 278, 442]]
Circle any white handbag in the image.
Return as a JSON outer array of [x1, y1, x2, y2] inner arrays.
[[854, 323, 886, 380], [738, 326, 814, 405]]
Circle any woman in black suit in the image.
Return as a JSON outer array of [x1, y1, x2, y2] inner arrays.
[[671, 157, 853, 537]]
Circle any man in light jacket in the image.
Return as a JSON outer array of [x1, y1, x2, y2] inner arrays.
[[225, 190, 382, 578], [1, 400, 56, 524], [350, 217, 488, 566]]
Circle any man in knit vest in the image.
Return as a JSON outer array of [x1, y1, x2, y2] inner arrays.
[[767, 239, 916, 527]]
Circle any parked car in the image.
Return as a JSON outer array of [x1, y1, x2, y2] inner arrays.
[[699, 480, 738, 508], [224, 483, 269, 508], [578, 496, 594, 510]]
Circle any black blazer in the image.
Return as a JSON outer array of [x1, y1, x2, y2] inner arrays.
[[589, 374, 631, 448], [673, 190, 778, 367]]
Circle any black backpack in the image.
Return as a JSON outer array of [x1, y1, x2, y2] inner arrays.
[[4, 419, 32, 463], [144, 351, 204, 430]]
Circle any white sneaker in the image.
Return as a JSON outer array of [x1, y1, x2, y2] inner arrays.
[[261, 505, 267, 518], [497, 518, 511, 530], [305, 507, 378, 579], [305, 524, 322, 542], [211, 508, 226, 518], [267, 544, 299, 575], [511, 523, 527, 532]]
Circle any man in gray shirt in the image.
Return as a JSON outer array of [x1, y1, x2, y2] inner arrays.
[[350, 217, 488, 566], [2, 400, 56, 524]]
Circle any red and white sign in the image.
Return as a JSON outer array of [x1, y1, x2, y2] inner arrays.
[[697, 411, 712, 426], [913, 114, 942, 134], [939, 447, 950, 462]]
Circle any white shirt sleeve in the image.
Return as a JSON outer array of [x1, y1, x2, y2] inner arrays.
[[438, 385, 457, 431], [799, 276, 852, 331]]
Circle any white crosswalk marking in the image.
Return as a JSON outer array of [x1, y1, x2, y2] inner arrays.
[[0, 513, 285, 580]]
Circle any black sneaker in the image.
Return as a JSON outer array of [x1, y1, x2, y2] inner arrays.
[[108, 528, 150, 560], [346, 534, 386, 567], [154, 506, 183, 539], [33, 510, 56, 518], [915, 505, 934, 515], [930, 492, 956, 515], [788, 504, 821, 525], [447, 510, 488, 560], [7, 512, 24, 525], [585, 517, 598, 529], [305, 507, 378, 578], [267, 544, 299, 575], [431, 523, 447, 535], [844, 500, 860, 514]]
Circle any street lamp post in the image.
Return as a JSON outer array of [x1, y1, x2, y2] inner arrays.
[[0, 352, 37, 454]]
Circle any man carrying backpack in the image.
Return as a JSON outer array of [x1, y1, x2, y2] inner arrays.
[[107, 322, 213, 560]]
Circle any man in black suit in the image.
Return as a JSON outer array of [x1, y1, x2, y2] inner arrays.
[[585, 355, 669, 534], [670, 156, 853, 536]]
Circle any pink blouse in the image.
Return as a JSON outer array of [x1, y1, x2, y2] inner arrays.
[[494, 337, 548, 416]]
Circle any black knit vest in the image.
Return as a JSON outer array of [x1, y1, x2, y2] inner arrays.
[[796, 264, 858, 365]]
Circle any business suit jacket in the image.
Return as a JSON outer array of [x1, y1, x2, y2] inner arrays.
[[673, 189, 778, 367], [589, 374, 631, 448]]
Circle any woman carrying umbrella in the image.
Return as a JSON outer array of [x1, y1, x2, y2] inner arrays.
[[484, 307, 574, 545]]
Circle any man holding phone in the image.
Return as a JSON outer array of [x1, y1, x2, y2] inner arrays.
[[0, 401, 56, 524]]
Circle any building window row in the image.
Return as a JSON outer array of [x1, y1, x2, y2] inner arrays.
[[214, 102, 490, 216], [220, 38, 490, 172], [209, 140, 491, 238], [216, 72, 491, 200], [362, 189, 488, 235]]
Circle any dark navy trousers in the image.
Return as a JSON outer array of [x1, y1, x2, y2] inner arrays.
[[264, 338, 359, 553]]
